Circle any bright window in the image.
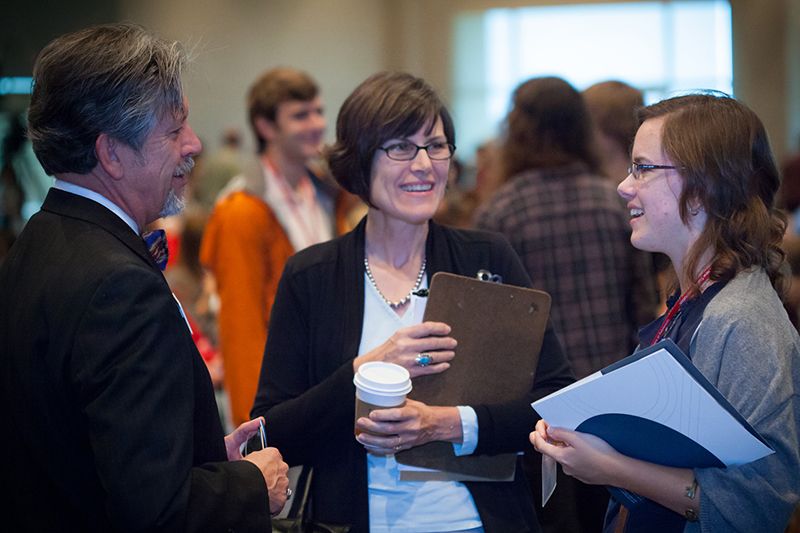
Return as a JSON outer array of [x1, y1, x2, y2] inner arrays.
[[453, 1, 733, 161]]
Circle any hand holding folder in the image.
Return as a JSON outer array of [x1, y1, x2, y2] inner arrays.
[[532, 339, 774, 506]]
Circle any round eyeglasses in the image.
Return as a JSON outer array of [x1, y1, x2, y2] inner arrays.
[[378, 141, 456, 161], [628, 162, 682, 180]]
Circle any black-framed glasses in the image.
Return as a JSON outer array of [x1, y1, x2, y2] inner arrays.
[[378, 141, 456, 161], [628, 162, 681, 180]]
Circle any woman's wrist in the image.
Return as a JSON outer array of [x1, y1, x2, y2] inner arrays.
[[603, 450, 632, 488], [604, 453, 700, 518], [431, 406, 463, 443]]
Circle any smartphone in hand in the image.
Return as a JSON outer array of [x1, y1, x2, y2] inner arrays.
[[244, 418, 268, 455]]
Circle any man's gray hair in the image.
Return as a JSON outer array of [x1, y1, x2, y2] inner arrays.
[[28, 23, 186, 175]]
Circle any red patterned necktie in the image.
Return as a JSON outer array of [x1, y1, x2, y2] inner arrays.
[[142, 229, 169, 271]]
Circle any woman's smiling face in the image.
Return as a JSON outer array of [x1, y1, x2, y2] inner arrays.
[[617, 116, 705, 265], [368, 118, 450, 226]]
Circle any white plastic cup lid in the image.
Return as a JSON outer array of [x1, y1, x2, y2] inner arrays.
[[353, 362, 412, 397]]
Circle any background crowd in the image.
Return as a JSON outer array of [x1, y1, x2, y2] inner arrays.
[[1, 18, 799, 533]]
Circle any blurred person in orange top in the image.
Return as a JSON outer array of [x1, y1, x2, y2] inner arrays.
[[200, 67, 353, 426]]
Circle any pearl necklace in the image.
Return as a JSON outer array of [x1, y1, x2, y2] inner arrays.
[[364, 255, 427, 309]]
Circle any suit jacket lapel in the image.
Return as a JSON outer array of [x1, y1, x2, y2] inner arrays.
[[41, 188, 160, 271]]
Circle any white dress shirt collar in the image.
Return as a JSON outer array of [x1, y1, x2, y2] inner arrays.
[[53, 179, 140, 234]]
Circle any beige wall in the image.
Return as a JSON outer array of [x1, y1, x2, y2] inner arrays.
[[119, 0, 390, 153], [730, 0, 795, 162]]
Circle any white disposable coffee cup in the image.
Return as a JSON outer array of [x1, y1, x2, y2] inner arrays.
[[353, 362, 412, 433]]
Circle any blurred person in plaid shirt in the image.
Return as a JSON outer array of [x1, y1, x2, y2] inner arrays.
[[474, 76, 658, 533]]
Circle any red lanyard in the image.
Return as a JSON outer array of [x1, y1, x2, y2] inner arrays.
[[651, 266, 712, 345]]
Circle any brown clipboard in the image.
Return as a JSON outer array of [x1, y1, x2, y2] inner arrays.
[[396, 271, 551, 481]]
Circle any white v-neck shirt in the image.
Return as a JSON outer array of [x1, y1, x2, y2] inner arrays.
[[359, 274, 483, 533]]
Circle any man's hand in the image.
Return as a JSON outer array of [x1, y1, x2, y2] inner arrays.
[[244, 447, 290, 515], [224, 417, 264, 461]]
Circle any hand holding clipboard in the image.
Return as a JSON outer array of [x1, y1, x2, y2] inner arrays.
[[396, 271, 551, 481]]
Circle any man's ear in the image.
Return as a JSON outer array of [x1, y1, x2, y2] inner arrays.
[[254, 116, 278, 144], [95, 133, 125, 180]]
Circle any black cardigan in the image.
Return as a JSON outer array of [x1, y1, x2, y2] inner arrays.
[[252, 218, 574, 533]]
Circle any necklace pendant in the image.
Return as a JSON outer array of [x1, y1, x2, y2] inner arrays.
[[364, 256, 427, 310]]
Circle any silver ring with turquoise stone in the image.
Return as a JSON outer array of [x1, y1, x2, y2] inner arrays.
[[415, 353, 433, 366]]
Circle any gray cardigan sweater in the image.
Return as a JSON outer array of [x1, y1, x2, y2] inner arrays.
[[687, 268, 800, 532]]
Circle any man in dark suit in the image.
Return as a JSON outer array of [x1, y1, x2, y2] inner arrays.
[[0, 23, 289, 531]]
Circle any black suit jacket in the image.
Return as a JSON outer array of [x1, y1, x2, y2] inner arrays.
[[0, 189, 270, 532], [252, 218, 575, 533]]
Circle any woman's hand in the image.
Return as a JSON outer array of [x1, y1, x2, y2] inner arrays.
[[529, 420, 622, 486], [531, 421, 702, 517], [353, 321, 456, 378], [354, 399, 462, 455]]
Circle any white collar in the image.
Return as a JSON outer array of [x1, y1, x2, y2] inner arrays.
[[53, 179, 140, 234]]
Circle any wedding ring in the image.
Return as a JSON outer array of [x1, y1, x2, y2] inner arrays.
[[394, 435, 402, 452], [415, 353, 432, 367]]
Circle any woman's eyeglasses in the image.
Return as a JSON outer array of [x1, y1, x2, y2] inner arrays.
[[628, 162, 682, 180], [379, 141, 456, 161]]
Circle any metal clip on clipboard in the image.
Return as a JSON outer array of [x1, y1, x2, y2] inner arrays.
[[414, 269, 503, 298], [476, 269, 503, 284]]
